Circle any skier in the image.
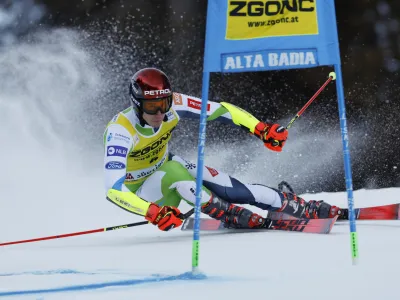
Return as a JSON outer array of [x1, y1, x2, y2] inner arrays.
[[104, 68, 342, 231]]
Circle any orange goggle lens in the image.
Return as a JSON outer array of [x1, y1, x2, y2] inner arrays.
[[142, 97, 172, 115]]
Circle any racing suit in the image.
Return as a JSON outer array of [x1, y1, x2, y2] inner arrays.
[[104, 92, 283, 217]]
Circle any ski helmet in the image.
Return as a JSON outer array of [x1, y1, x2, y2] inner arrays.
[[129, 68, 173, 115]]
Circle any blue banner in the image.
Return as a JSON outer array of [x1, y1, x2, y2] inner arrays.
[[222, 48, 318, 72], [192, 0, 358, 272], [203, 0, 341, 72]]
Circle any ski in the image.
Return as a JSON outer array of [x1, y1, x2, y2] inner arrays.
[[268, 203, 400, 221], [181, 216, 337, 234]]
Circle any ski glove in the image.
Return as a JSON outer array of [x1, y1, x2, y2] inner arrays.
[[145, 203, 183, 231], [254, 122, 288, 152]]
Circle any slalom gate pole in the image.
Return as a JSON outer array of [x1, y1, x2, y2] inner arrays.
[[0, 209, 194, 247], [192, 71, 211, 275], [333, 64, 359, 265]]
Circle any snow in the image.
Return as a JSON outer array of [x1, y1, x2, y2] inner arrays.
[[0, 187, 399, 300]]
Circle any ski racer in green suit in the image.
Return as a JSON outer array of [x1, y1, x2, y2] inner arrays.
[[104, 68, 342, 231]]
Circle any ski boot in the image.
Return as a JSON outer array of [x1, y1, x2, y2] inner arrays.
[[278, 192, 343, 219], [201, 195, 272, 229], [337, 208, 349, 220]]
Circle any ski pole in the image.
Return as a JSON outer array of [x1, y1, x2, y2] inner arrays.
[[270, 72, 336, 147], [285, 72, 336, 130], [0, 208, 195, 247]]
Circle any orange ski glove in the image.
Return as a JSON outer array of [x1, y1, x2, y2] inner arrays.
[[254, 122, 288, 152], [145, 203, 184, 231]]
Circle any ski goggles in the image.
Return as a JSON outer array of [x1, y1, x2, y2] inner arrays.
[[142, 96, 172, 115]]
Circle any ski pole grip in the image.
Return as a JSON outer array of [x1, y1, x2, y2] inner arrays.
[[271, 126, 285, 146], [271, 139, 280, 147]]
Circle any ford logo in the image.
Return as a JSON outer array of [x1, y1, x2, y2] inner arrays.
[[105, 161, 126, 170]]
